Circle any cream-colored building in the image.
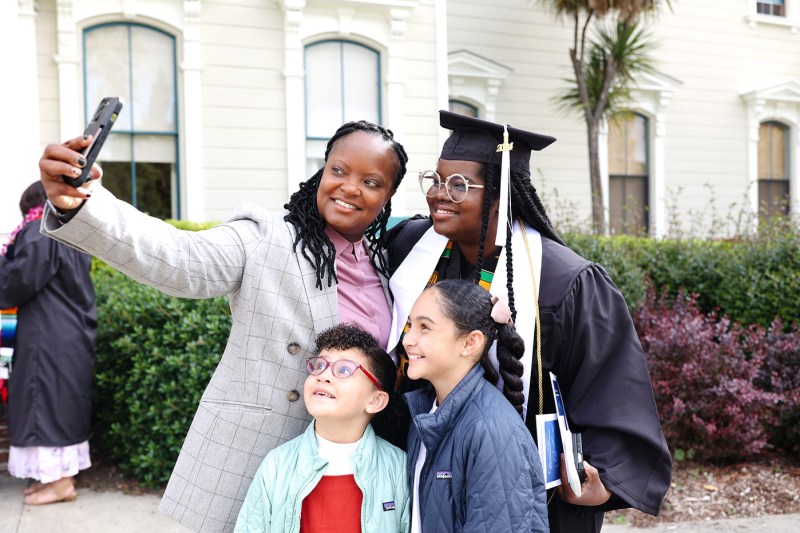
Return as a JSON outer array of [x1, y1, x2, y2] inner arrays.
[[3, 0, 799, 238]]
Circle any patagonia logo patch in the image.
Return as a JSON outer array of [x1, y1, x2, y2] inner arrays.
[[436, 470, 453, 479], [383, 501, 396, 511]]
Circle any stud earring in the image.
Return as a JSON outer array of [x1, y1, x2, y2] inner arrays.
[[462, 350, 468, 357]]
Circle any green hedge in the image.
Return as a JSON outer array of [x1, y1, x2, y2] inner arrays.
[[90, 220, 229, 487], [564, 226, 800, 328]]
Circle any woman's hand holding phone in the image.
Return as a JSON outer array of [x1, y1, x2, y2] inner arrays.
[[39, 136, 102, 212]]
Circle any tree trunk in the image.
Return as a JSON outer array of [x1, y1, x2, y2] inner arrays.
[[586, 117, 606, 234]]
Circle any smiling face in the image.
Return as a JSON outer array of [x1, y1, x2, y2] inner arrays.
[[303, 347, 385, 426], [426, 159, 498, 249], [316, 130, 397, 242], [402, 288, 485, 401]]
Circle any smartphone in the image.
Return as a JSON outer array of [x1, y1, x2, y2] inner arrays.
[[62, 96, 125, 188], [572, 432, 588, 483]]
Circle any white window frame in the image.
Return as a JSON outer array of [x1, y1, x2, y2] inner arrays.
[[746, 0, 800, 33], [278, 0, 418, 213], [607, 112, 651, 235], [740, 79, 800, 230], [599, 70, 682, 237], [54, 0, 204, 220], [304, 39, 382, 177], [447, 50, 512, 123]]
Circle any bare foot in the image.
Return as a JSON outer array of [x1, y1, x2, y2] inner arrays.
[[23, 477, 77, 505], [24, 481, 45, 496]]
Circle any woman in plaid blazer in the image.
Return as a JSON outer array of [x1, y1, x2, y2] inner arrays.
[[37, 120, 408, 532]]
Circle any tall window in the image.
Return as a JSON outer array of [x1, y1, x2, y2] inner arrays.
[[757, 0, 785, 16], [449, 100, 478, 118], [758, 121, 790, 222], [608, 113, 649, 235], [84, 23, 179, 219], [305, 41, 380, 177]]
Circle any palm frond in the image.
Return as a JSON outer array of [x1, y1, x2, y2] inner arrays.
[[552, 18, 655, 118]]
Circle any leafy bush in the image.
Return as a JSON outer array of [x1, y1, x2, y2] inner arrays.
[[562, 233, 648, 313], [634, 287, 778, 463], [755, 319, 800, 456], [164, 219, 221, 231], [91, 261, 229, 487], [564, 225, 800, 329]]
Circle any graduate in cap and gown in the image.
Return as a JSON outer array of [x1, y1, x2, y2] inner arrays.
[[386, 110, 672, 532]]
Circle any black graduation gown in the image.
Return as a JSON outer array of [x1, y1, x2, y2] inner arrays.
[[387, 217, 672, 533], [0, 220, 97, 446]]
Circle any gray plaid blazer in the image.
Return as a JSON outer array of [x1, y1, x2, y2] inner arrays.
[[41, 186, 392, 532]]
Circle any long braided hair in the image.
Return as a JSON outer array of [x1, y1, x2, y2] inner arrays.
[[285, 120, 408, 289], [466, 162, 563, 408], [430, 279, 527, 415]]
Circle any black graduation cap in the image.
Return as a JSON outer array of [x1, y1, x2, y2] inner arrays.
[[439, 110, 556, 178]]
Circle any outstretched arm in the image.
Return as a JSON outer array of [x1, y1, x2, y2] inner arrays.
[[38, 136, 252, 300]]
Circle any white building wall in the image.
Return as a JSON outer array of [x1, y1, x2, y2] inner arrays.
[[36, 2, 60, 152], [199, 0, 287, 220], [444, 0, 593, 225], [4, 0, 797, 237], [2, 1, 44, 236], [445, 0, 800, 236], [13, 0, 440, 225], [652, 0, 800, 234], [394, 0, 442, 217]]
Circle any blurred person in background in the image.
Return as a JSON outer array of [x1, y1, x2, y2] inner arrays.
[[0, 180, 97, 505]]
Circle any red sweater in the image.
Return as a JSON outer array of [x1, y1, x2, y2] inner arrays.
[[300, 475, 363, 533]]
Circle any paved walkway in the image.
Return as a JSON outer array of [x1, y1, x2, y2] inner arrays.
[[0, 475, 190, 533], [2, 470, 799, 532]]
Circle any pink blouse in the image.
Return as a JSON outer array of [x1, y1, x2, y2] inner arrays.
[[326, 227, 391, 348]]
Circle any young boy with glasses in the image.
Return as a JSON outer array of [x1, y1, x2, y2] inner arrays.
[[235, 323, 409, 533]]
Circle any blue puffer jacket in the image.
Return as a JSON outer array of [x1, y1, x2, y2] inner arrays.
[[406, 365, 549, 532]]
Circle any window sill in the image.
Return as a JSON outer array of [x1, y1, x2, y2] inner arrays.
[[746, 14, 800, 34]]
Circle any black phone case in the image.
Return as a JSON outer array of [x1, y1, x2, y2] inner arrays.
[[573, 432, 588, 483], [62, 97, 124, 188]]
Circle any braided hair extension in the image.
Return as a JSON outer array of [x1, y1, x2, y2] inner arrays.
[[430, 279, 526, 415], [284, 121, 408, 290], [472, 164, 498, 281], [508, 170, 564, 246]]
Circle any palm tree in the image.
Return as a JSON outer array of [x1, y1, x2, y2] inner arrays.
[[538, 1, 668, 234]]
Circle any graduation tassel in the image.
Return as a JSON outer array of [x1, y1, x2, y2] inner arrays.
[[495, 125, 513, 247]]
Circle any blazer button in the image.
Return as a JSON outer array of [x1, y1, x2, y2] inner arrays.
[[287, 389, 300, 402], [287, 342, 301, 355]]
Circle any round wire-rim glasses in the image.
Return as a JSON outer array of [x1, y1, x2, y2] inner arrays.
[[418, 170, 485, 203], [305, 356, 383, 390]]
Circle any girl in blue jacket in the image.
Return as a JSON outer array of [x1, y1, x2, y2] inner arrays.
[[403, 279, 548, 532]]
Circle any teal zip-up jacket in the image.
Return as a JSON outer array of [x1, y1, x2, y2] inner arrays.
[[235, 421, 410, 533]]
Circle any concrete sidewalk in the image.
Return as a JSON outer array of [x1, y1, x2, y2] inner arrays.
[[2, 470, 799, 532], [0, 474, 190, 533]]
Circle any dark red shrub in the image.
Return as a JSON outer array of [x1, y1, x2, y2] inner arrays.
[[634, 287, 778, 463], [755, 319, 800, 455]]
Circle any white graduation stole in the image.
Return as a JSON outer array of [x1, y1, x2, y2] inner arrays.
[[387, 221, 543, 421], [386, 226, 448, 357]]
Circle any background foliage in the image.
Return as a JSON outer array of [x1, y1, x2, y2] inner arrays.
[[564, 226, 800, 328]]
